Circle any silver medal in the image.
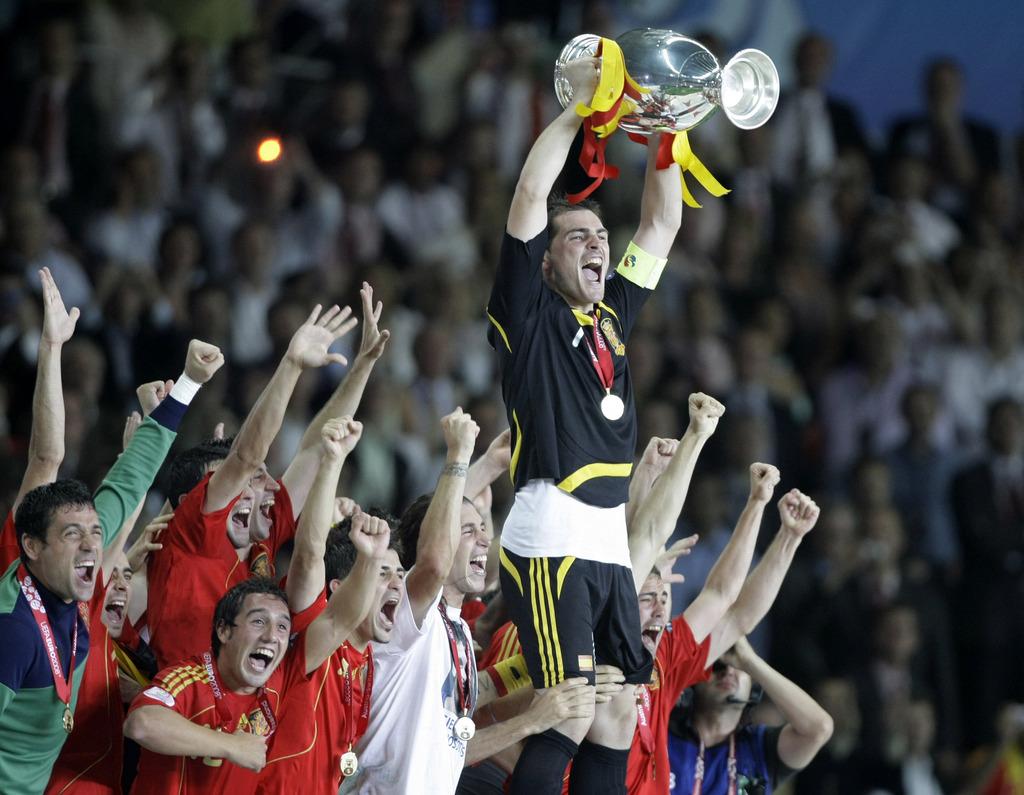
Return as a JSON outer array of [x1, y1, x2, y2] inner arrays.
[[340, 750, 359, 777], [600, 393, 625, 421], [453, 715, 476, 741]]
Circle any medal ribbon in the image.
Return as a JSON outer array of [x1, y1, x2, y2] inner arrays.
[[18, 564, 77, 715], [692, 734, 737, 795], [635, 684, 655, 755], [583, 313, 615, 394], [341, 645, 374, 750], [437, 600, 476, 717], [202, 651, 277, 737]]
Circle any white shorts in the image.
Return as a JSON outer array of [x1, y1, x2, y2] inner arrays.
[[500, 479, 630, 567]]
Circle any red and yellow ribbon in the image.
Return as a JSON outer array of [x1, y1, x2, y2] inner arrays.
[[567, 37, 728, 209]]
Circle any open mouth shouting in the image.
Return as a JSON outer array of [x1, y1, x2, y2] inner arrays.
[[641, 623, 663, 655], [469, 554, 487, 578], [378, 596, 399, 632], [104, 595, 126, 627], [581, 256, 604, 285], [246, 646, 277, 675], [73, 558, 96, 590]]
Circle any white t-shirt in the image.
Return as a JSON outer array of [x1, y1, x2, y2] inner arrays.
[[501, 479, 630, 566], [342, 590, 475, 794]]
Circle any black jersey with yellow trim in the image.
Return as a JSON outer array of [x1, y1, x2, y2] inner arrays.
[[486, 230, 651, 508]]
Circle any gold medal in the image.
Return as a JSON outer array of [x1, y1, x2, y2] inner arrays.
[[340, 750, 359, 777], [62, 705, 74, 733]]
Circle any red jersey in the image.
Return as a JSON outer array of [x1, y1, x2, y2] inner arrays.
[[478, 621, 521, 669], [146, 475, 297, 669], [256, 595, 372, 795], [128, 644, 308, 795], [1, 511, 19, 571], [625, 615, 710, 795], [46, 589, 125, 794]]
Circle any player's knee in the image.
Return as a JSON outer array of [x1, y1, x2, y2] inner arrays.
[[587, 684, 637, 747]]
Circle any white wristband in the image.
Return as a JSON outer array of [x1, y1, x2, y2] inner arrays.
[[169, 373, 203, 405]]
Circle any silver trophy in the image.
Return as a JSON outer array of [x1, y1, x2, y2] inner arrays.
[[554, 28, 779, 133]]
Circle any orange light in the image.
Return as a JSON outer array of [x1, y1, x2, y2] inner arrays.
[[257, 137, 282, 163]]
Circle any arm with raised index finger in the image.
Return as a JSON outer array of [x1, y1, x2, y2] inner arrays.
[[206, 305, 355, 512], [14, 268, 80, 512], [683, 462, 780, 645], [705, 490, 820, 663]]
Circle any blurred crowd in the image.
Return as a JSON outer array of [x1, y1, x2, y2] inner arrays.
[[0, 1, 1022, 793]]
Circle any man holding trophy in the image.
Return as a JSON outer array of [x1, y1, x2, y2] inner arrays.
[[486, 51, 684, 794], [486, 28, 780, 795]]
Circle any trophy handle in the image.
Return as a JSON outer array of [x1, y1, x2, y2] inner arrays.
[[718, 48, 779, 129], [554, 34, 602, 109]]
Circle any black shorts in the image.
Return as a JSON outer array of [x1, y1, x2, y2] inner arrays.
[[499, 547, 653, 688]]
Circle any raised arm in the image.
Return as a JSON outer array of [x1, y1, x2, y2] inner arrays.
[[628, 393, 724, 590], [303, 511, 391, 672], [465, 429, 512, 502], [723, 637, 833, 770], [683, 463, 780, 645], [124, 707, 268, 772], [206, 304, 356, 512], [14, 268, 79, 512], [506, 58, 599, 241], [705, 489, 819, 663], [630, 139, 683, 259], [282, 283, 387, 511], [405, 408, 479, 626], [286, 417, 363, 614]]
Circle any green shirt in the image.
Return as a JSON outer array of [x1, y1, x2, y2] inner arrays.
[[0, 416, 177, 795]]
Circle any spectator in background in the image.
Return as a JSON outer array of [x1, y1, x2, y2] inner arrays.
[[889, 58, 1001, 217], [952, 397, 1024, 748]]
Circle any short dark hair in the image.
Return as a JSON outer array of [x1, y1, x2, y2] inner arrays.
[[324, 508, 402, 592], [163, 437, 234, 507], [546, 195, 603, 245], [15, 480, 94, 560], [211, 577, 288, 655], [396, 493, 434, 571]]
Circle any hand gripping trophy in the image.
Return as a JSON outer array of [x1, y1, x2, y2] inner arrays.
[[554, 28, 780, 206]]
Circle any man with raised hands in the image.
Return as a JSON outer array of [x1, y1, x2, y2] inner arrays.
[[256, 415, 404, 794], [0, 337, 224, 795], [488, 53, 685, 795], [144, 302, 358, 670], [625, 430, 821, 793], [0, 267, 80, 567], [125, 509, 393, 795]]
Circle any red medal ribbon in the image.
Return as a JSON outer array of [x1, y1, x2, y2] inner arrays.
[[692, 734, 737, 795], [583, 313, 615, 393], [341, 644, 374, 750], [635, 684, 655, 755], [17, 564, 77, 714], [202, 650, 277, 737], [437, 600, 477, 717]]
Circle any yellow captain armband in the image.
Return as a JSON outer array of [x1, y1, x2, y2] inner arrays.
[[486, 653, 531, 697], [615, 241, 667, 290]]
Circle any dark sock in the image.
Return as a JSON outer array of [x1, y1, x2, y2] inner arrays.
[[567, 740, 630, 795], [508, 728, 579, 795]]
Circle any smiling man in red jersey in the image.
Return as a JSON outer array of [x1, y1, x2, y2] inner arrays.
[[125, 506, 393, 795]]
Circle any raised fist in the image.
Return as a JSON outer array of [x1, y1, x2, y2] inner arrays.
[[777, 489, 820, 538], [687, 393, 725, 438], [748, 463, 781, 503], [441, 407, 479, 461], [350, 511, 391, 559], [184, 340, 225, 384], [320, 416, 363, 461]]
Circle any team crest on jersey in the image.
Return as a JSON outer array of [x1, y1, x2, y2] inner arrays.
[[240, 707, 271, 736], [249, 550, 272, 578], [600, 317, 625, 356]]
